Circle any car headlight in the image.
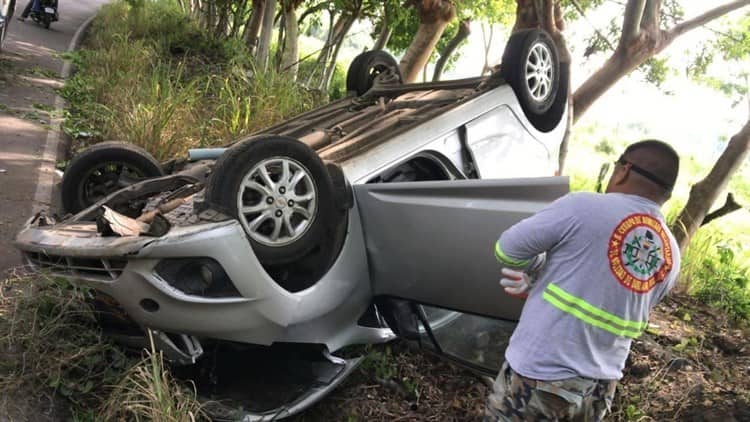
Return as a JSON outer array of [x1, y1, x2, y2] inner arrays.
[[155, 258, 241, 298]]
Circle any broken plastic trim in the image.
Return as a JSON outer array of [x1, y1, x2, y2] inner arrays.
[[71, 174, 203, 222]]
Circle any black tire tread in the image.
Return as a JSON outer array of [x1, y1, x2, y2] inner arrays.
[[501, 29, 563, 131], [346, 50, 402, 96], [61, 141, 164, 213]]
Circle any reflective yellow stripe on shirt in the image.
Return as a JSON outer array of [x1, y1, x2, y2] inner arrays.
[[494, 242, 530, 267], [543, 283, 647, 339]]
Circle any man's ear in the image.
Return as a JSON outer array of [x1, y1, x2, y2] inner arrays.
[[611, 165, 629, 186]]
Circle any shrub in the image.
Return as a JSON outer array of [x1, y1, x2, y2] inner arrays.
[[683, 230, 750, 321]]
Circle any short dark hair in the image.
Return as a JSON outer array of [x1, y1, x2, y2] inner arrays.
[[621, 139, 679, 193]]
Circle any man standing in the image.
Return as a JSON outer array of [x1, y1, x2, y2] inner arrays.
[[485, 140, 681, 421]]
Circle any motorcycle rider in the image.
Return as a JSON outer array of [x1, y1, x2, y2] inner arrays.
[[17, 0, 56, 22]]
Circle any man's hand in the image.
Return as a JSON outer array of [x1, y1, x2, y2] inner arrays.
[[500, 268, 533, 298]]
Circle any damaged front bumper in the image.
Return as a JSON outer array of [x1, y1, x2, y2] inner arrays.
[[14, 210, 390, 419], [13, 169, 394, 419], [15, 212, 391, 351]]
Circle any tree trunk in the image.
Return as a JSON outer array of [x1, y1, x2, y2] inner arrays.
[[255, 0, 277, 70], [230, 0, 249, 38], [480, 23, 494, 75], [280, 1, 300, 78], [275, 11, 286, 70], [557, 79, 574, 173], [215, 5, 230, 37], [433, 20, 471, 81], [373, 4, 392, 51], [304, 9, 337, 87], [672, 120, 750, 252], [206, 0, 216, 32], [399, 0, 456, 83], [373, 22, 392, 51], [320, 13, 356, 91], [244, 0, 265, 54]]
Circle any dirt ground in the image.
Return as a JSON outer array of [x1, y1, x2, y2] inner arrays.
[[291, 292, 750, 421]]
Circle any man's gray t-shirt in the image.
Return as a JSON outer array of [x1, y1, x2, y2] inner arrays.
[[496, 192, 681, 381]]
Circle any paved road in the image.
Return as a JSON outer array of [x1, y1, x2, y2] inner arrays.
[[0, 0, 108, 278]]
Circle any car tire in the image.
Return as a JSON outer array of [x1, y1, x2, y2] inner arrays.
[[61, 142, 165, 214], [501, 29, 563, 131], [205, 135, 344, 265], [346, 50, 402, 96]]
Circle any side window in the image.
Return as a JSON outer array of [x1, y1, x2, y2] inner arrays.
[[365, 154, 462, 184]]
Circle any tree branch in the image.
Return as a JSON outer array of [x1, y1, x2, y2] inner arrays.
[[570, 0, 615, 52], [668, 0, 750, 39], [298, 1, 327, 26], [541, 0, 556, 32], [640, 0, 660, 30], [432, 19, 471, 81], [701, 193, 743, 226], [621, 0, 647, 45]]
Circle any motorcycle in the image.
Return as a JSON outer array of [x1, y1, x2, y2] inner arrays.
[[28, 0, 56, 29]]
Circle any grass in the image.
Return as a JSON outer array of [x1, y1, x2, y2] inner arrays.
[[0, 273, 208, 420], [0, 274, 134, 415], [98, 331, 207, 422], [61, 0, 323, 161], [682, 228, 750, 322]]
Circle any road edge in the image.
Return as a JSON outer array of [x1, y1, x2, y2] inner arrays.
[[31, 13, 97, 214]]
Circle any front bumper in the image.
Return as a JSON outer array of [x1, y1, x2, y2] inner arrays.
[[14, 211, 393, 352]]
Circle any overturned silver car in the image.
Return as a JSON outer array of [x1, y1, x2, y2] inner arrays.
[[15, 29, 570, 419]]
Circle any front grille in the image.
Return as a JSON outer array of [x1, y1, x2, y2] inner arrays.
[[25, 252, 127, 281]]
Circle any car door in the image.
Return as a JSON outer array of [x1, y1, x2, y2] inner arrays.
[[354, 176, 568, 372]]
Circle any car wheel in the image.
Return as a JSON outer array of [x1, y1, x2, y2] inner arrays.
[[501, 29, 563, 131], [205, 135, 343, 265], [346, 50, 402, 96], [61, 142, 165, 214]]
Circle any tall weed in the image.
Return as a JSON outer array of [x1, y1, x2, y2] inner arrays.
[[210, 65, 318, 141], [103, 61, 201, 160], [62, 0, 323, 160], [0, 275, 134, 413], [98, 332, 207, 421]]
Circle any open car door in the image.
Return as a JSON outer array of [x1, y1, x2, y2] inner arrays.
[[354, 176, 568, 372]]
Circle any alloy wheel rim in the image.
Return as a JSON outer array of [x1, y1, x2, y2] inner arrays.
[[524, 41, 554, 102], [236, 157, 317, 247]]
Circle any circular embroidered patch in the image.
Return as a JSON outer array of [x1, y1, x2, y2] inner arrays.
[[608, 213, 673, 293]]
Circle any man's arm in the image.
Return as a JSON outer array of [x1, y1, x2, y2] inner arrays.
[[494, 194, 579, 268]]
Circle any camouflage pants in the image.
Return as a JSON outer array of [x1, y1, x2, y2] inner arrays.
[[484, 362, 617, 421]]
